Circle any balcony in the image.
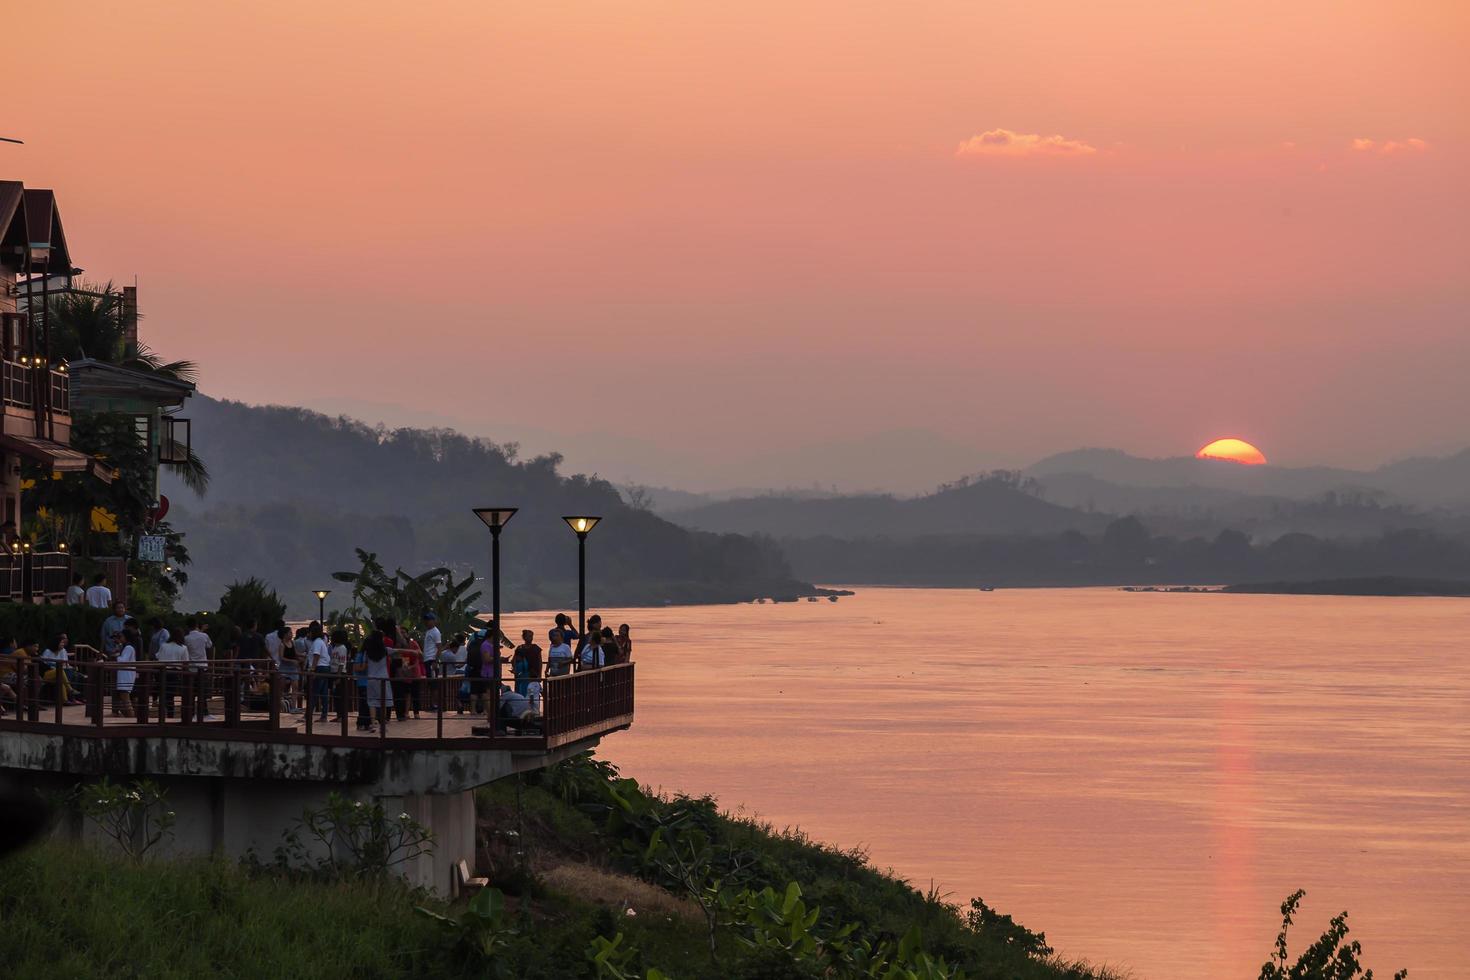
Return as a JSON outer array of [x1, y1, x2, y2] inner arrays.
[[0, 550, 72, 602]]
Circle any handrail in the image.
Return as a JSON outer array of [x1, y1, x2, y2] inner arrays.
[[0, 656, 634, 750]]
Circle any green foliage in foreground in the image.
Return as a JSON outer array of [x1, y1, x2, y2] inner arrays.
[[0, 844, 451, 980]]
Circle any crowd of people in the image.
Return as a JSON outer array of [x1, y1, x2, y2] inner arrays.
[[0, 599, 634, 737]]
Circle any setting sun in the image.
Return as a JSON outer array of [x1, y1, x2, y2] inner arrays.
[[1196, 438, 1267, 466]]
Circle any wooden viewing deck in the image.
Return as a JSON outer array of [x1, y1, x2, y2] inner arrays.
[[0, 658, 635, 752]]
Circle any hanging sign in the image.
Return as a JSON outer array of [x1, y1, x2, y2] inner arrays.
[[137, 535, 167, 563]]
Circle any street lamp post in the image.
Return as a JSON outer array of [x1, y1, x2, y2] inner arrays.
[[472, 508, 518, 656], [313, 589, 331, 625], [561, 516, 602, 638]]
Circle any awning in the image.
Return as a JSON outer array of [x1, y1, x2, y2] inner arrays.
[[0, 432, 114, 483]]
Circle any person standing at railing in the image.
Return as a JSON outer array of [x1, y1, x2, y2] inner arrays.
[[65, 573, 84, 606], [573, 614, 603, 670], [147, 618, 169, 660], [512, 629, 542, 696], [546, 629, 573, 677], [617, 624, 633, 664], [113, 626, 139, 717], [350, 639, 372, 731], [238, 620, 264, 664], [362, 618, 394, 734], [155, 627, 189, 720], [183, 618, 216, 722], [392, 623, 425, 720], [306, 621, 333, 723], [100, 601, 128, 659], [262, 620, 285, 668], [579, 630, 608, 671], [420, 611, 442, 707]]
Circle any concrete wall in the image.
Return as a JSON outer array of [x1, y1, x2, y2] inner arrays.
[[0, 729, 607, 894]]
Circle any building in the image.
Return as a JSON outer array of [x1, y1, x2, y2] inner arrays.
[[0, 180, 113, 601]]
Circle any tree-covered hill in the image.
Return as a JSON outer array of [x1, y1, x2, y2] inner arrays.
[[668, 472, 1106, 539], [163, 397, 808, 615]]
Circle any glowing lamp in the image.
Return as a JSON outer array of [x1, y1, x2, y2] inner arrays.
[[562, 516, 601, 537], [473, 507, 519, 531]]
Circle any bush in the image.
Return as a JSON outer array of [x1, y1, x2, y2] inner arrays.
[[0, 603, 109, 650], [218, 577, 287, 631]]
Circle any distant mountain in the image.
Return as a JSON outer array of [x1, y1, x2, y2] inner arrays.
[[1372, 449, 1470, 506], [1027, 447, 1470, 509], [668, 475, 1104, 539], [163, 396, 811, 614]]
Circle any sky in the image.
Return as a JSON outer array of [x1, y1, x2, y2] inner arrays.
[[7, 1, 1468, 492]]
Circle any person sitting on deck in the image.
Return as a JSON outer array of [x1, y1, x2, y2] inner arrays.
[[0, 637, 19, 717], [496, 683, 541, 730], [39, 633, 79, 704]]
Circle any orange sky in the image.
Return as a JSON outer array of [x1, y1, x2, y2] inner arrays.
[[8, 1, 1468, 490]]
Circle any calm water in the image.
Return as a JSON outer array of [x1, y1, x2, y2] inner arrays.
[[522, 588, 1469, 978]]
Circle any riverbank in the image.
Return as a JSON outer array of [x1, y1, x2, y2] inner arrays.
[[1221, 575, 1470, 596], [0, 754, 1115, 980]]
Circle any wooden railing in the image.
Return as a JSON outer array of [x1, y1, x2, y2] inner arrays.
[[0, 551, 71, 602], [0, 657, 635, 751]]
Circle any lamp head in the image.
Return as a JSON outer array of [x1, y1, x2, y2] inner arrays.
[[313, 589, 331, 601], [563, 515, 602, 536], [473, 507, 519, 531]]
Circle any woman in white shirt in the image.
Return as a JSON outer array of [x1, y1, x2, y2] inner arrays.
[[40, 633, 77, 704], [155, 627, 190, 720], [113, 627, 138, 717]]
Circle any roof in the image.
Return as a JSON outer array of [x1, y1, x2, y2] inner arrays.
[[67, 358, 196, 408], [0, 182, 73, 270], [0, 432, 113, 482]]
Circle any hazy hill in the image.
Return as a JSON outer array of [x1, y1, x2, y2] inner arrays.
[[1027, 447, 1470, 509], [669, 474, 1105, 539], [162, 397, 810, 615]]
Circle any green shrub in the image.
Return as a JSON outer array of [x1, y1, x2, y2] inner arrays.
[[0, 603, 109, 650], [217, 576, 287, 630]]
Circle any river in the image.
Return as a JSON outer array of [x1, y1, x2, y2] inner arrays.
[[519, 587, 1469, 978]]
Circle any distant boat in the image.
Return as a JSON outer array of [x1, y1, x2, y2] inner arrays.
[[827, 595, 839, 602], [978, 586, 995, 592]]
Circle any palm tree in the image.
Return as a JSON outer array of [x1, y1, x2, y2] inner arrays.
[[45, 281, 209, 493]]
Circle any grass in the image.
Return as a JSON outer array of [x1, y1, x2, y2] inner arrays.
[[0, 758, 1121, 979], [0, 844, 453, 980]]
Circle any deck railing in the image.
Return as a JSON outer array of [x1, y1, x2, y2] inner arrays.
[[0, 657, 634, 751]]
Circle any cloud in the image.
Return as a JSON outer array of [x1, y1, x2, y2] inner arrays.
[[1350, 137, 1429, 155], [956, 128, 1097, 158]]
